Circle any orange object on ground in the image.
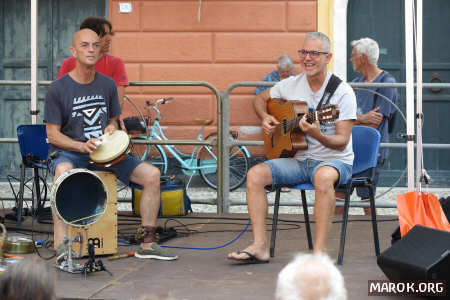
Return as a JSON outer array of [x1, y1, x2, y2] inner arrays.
[[3, 253, 23, 259], [108, 251, 135, 260], [396, 191, 450, 237]]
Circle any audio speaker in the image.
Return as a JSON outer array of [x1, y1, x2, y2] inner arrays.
[[66, 171, 118, 257], [377, 225, 450, 282]]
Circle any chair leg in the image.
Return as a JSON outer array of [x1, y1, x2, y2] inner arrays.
[[17, 164, 26, 227], [369, 185, 380, 257], [337, 185, 352, 265], [32, 167, 42, 218], [270, 188, 282, 257], [301, 190, 313, 250]]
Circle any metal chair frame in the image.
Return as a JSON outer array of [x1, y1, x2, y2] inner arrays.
[[270, 125, 381, 264], [14, 124, 50, 227]]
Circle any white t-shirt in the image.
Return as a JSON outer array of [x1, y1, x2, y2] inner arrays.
[[270, 71, 357, 165]]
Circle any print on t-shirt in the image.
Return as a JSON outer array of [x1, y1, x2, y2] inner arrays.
[[72, 94, 108, 139]]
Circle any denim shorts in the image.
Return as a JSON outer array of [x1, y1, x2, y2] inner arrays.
[[264, 158, 352, 190], [48, 150, 143, 185]]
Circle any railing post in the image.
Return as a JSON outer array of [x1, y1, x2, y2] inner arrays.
[[219, 91, 230, 213]]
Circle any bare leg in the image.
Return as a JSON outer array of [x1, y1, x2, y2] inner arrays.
[[312, 166, 339, 253], [228, 163, 272, 261], [53, 162, 74, 249], [129, 162, 160, 249]]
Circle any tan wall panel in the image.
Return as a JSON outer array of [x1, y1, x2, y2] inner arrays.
[[215, 33, 306, 63], [230, 95, 259, 125], [140, 63, 285, 94], [287, 1, 318, 31], [124, 63, 141, 94], [114, 33, 213, 63], [122, 94, 216, 125], [108, 0, 318, 156], [140, 1, 285, 32]]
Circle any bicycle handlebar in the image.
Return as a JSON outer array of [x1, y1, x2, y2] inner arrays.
[[145, 97, 174, 121], [156, 97, 173, 105], [146, 97, 174, 109]]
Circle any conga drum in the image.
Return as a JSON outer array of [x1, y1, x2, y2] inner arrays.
[[89, 130, 131, 167]]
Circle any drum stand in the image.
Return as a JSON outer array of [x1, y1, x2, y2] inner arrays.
[[57, 227, 112, 276], [82, 243, 112, 277], [57, 232, 84, 274]]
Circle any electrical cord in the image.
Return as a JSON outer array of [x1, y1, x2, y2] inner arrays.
[[116, 214, 397, 251], [119, 219, 251, 250]]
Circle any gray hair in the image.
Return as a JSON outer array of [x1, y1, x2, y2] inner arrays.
[[0, 257, 57, 300], [305, 32, 331, 53], [351, 37, 379, 66], [277, 55, 294, 69], [275, 253, 347, 300]]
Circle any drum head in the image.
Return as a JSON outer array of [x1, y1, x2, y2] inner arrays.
[[90, 130, 130, 163], [53, 169, 107, 227]]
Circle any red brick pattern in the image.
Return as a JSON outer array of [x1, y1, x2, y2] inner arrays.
[[109, 0, 317, 156]]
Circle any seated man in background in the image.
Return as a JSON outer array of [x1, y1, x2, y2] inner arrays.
[[45, 29, 177, 261], [335, 37, 398, 214], [276, 253, 348, 300], [254, 54, 295, 95]]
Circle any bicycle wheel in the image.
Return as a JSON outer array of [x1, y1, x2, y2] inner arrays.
[[198, 135, 249, 191], [130, 139, 168, 175]]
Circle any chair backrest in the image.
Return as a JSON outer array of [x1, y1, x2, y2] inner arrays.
[[17, 124, 49, 165], [351, 125, 381, 175]]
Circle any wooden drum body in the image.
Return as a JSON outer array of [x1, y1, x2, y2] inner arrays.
[[52, 169, 117, 256]]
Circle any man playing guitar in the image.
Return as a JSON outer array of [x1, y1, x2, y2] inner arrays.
[[228, 32, 357, 264]]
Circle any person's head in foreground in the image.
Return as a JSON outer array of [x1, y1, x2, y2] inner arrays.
[[276, 253, 347, 300], [0, 257, 56, 300]]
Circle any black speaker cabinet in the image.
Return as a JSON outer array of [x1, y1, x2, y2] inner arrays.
[[377, 225, 450, 283]]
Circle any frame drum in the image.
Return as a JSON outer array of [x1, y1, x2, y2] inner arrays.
[[89, 130, 130, 167], [51, 169, 108, 227]]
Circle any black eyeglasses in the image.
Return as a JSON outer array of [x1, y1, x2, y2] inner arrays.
[[298, 49, 329, 58]]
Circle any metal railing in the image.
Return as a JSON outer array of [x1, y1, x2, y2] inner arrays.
[[1, 79, 450, 212]]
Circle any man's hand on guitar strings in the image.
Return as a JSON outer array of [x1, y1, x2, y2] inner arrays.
[[262, 114, 280, 136], [299, 114, 322, 139]]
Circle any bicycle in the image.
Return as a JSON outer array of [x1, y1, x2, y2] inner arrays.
[[124, 96, 251, 191]]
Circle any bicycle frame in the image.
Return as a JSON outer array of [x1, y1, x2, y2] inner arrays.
[[145, 119, 216, 176], [132, 97, 251, 190]]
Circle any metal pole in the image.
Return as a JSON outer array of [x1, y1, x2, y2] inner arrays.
[[30, 0, 38, 124], [415, 0, 424, 189], [405, 0, 415, 191], [220, 91, 230, 213]]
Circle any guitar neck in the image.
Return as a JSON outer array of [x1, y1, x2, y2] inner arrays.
[[284, 111, 319, 131]]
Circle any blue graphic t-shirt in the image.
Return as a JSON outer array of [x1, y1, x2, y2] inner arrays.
[[44, 72, 121, 152]]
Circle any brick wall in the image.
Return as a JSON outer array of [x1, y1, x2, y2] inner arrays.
[[109, 0, 318, 156]]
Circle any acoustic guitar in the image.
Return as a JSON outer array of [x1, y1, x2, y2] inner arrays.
[[264, 98, 340, 159]]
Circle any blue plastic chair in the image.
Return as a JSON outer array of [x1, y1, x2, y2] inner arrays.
[[15, 124, 49, 227], [270, 125, 381, 264]]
